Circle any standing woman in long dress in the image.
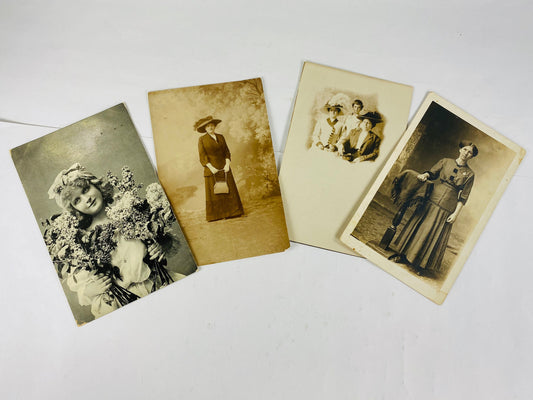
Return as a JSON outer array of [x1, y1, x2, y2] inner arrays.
[[196, 116, 244, 222], [391, 141, 478, 275]]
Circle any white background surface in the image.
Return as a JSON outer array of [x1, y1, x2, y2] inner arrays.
[[1, 1, 532, 399]]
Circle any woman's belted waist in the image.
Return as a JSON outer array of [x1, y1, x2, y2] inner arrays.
[[440, 179, 460, 191]]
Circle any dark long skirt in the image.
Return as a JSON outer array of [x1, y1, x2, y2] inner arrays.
[[392, 201, 453, 271], [204, 170, 244, 222]]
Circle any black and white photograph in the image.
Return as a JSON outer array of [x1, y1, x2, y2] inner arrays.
[[279, 62, 413, 254], [11, 104, 197, 325], [148, 78, 290, 265], [341, 93, 525, 303]]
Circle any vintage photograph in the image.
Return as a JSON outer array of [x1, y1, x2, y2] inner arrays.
[[279, 62, 413, 254], [309, 91, 385, 163], [341, 93, 525, 303], [11, 104, 197, 325], [148, 78, 289, 265]]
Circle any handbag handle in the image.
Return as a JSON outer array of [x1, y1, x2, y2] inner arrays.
[[213, 170, 227, 183]]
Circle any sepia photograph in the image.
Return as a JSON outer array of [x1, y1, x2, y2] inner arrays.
[[341, 93, 525, 303], [11, 104, 197, 325], [148, 78, 289, 265], [308, 91, 385, 163], [279, 62, 413, 254]]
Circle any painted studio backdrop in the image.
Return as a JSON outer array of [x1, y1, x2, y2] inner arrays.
[[149, 79, 289, 265], [352, 101, 517, 282]]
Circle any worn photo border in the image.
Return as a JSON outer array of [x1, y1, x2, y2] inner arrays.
[[340, 92, 526, 304], [279, 61, 413, 255]]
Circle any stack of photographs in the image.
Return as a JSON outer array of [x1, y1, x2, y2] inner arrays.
[[9, 65, 526, 326]]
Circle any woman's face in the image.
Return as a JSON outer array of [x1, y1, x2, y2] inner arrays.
[[328, 108, 339, 119], [70, 184, 104, 216], [205, 123, 216, 134], [361, 119, 372, 131], [352, 103, 363, 115], [459, 145, 474, 161]]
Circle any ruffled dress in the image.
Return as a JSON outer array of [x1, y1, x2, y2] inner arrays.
[[67, 234, 184, 318]]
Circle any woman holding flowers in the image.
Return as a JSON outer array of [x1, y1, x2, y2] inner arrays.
[[46, 163, 184, 320]]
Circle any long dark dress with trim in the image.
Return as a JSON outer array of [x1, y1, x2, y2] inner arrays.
[[198, 133, 244, 222], [392, 158, 475, 271]]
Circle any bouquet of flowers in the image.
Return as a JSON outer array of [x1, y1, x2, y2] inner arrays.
[[43, 214, 140, 306], [106, 166, 178, 290], [43, 166, 178, 307], [43, 212, 93, 279]]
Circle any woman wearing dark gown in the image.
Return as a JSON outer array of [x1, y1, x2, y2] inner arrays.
[[195, 116, 244, 222], [391, 141, 478, 274]]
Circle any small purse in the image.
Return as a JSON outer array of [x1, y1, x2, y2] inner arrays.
[[213, 171, 229, 194]]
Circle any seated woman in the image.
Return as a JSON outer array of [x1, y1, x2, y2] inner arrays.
[[311, 101, 344, 152], [337, 111, 382, 162], [47, 163, 184, 319]]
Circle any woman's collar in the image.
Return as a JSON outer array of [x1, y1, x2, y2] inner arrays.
[[455, 158, 469, 168]]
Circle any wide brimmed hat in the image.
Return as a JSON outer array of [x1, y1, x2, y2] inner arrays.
[[356, 111, 383, 124], [194, 116, 222, 133], [322, 102, 344, 115]]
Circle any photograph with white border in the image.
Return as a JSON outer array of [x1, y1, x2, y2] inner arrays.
[[341, 93, 525, 303]]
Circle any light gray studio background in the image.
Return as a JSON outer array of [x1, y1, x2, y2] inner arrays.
[[1, 1, 532, 399]]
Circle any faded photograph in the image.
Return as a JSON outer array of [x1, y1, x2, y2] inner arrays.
[[148, 79, 289, 265], [11, 104, 197, 325], [341, 94, 525, 303], [279, 62, 413, 255], [309, 91, 385, 163], [195, 116, 244, 222]]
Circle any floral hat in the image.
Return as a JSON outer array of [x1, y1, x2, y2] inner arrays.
[[48, 163, 97, 209], [321, 93, 351, 115], [322, 102, 344, 115], [194, 116, 222, 133]]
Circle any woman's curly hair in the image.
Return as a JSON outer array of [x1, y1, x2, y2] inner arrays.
[[58, 175, 115, 228]]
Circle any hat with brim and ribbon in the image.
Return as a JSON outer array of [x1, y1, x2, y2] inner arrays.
[[194, 116, 222, 133], [322, 103, 344, 115], [356, 111, 383, 125]]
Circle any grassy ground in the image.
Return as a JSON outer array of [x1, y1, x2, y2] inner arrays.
[[176, 195, 289, 266]]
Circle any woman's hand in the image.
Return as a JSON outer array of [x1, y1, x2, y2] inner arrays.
[[148, 241, 166, 262], [446, 213, 458, 224], [84, 274, 112, 298], [352, 157, 362, 163], [207, 164, 218, 175], [316, 142, 324, 150], [417, 173, 429, 182], [223, 159, 230, 173]]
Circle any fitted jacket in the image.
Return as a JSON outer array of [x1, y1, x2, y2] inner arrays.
[[343, 130, 381, 161], [198, 133, 231, 177], [425, 158, 475, 212]]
